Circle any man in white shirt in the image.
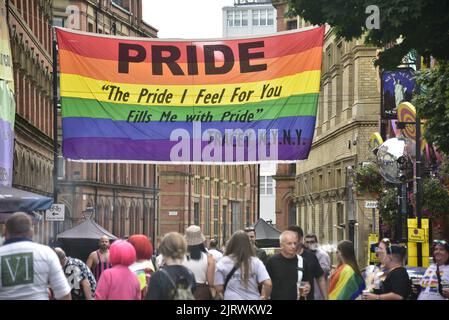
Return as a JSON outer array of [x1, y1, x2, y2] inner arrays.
[[0, 212, 71, 300], [207, 238, 223, 263]]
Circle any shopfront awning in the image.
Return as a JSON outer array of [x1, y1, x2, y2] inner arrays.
[[0, 186, 53, 223]]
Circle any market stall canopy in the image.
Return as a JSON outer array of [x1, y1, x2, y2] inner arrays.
[[0, 186, 53, 223], [254, 218, 281, 248], [57, 218, 117, 240], [56, 218, 118, 261]]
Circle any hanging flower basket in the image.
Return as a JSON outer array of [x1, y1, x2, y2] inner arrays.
[[354, 163, 382, 196]]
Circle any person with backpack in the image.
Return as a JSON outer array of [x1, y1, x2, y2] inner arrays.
[[146, 232, 196, 300], [215, 230, 272, 300]]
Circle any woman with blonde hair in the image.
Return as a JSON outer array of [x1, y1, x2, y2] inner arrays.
[[146, 232, 196, 300], [215, 230, 272, 300]]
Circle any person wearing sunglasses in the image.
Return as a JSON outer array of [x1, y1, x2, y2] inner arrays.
[[417, 240, 449, 300], [364, 238, 391, 292], [362, 244, 411, 300]]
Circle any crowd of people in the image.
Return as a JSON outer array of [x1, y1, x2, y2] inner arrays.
[[0, 211, 448, 300]]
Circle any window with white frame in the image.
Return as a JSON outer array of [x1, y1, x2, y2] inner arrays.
[[260, 176, 274, 195], [227, 10, 249, 27], [252, 9, 274, 26]]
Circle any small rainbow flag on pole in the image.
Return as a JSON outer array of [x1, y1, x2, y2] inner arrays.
[[56, 26, 324, 163], [328, 264, 366, 300]]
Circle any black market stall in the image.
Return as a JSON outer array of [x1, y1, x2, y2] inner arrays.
[[56, 218, 118, 261], [254, 218, 281, 248]]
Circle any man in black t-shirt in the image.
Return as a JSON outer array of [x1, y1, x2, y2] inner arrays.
[[266, 231, 312, 300], [288, 225, 327, 300], [363, 245, 411, 300]]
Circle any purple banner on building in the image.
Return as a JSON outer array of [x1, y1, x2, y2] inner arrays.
[[381, 68, 416, 119], [0, 80, 15, 186]]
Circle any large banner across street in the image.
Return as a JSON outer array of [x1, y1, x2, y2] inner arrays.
[[0, 0, 16, 186], [56, 26, 324, 163]]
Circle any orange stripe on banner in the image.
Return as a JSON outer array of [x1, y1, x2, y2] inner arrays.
[[56, 26, 325, 63], [58, 46, 323, 85]]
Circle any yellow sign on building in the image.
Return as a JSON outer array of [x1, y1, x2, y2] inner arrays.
[[367, 233, 380, 265]]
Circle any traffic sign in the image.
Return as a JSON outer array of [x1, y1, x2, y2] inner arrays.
[[46, 204, 65, 221], [365, 200, 378, 209], [408, 228, 425, 243]]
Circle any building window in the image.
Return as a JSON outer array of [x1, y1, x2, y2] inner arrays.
[[205, 180, 211, 195], [337, 202, 344, 241], [111, 0, 130, 11], [214, 181, 219, 196], [194, 201, 200, 226], [260, 176, 273, 195], [53, 17, 64, 28], [214, 200, 219, 236], [287, 19, 297, 30], [252, 9, 274, 26], [205, 199, 210, 235], [227, 10, 248, 27]]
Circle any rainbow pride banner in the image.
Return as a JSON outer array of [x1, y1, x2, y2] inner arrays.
[[56, 26, 324, 163]]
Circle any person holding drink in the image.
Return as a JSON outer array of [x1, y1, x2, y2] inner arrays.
[[266, 231, 312, 300], [416, 240, 449, 300], [364, 238, 391, 292], [362, 244, 410, 300]]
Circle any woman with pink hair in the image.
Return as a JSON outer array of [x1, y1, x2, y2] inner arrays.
[[95, 240, 141, 300]]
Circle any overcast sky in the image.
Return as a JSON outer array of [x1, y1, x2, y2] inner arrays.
[[142, 0, 235, 39]]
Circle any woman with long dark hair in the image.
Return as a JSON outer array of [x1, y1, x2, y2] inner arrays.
[[328, 240, 365, 300], [214, 230, 272, 300]]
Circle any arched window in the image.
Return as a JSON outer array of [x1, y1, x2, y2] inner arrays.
[[129, 204, 135, 235], [288, 200, 297, 226], [135, 204, 141, 235], [120, 203, 127, 238], [104, 202, 110, 231]]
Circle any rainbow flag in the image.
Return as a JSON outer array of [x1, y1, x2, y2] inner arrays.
[[56, 26, 324, 163], [329, 264, 365, 300]]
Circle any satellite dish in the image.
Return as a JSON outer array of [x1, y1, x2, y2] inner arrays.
[[376, 137, 414, 184]]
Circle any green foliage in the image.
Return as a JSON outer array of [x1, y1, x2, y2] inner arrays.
[[354, 163, 382, 195], [414, 62, 449, 154], [287, 0, 449, 69], [378, 185, 397, 228], [422, 178, 449, 219]]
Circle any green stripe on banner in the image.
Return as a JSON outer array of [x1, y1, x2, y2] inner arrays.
[[61, 93, 319, 122]]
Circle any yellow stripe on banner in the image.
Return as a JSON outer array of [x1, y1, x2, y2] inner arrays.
[[60, 70, 321, 107], [329, 265, 352, 300]]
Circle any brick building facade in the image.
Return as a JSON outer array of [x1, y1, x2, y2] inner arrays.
[[273, 1, 380, 265], [159, 164, 259, 247], [6, 0, 55, 244]]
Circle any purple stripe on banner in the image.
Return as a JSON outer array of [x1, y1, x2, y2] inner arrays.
[[62, 116, 316, 140], [0, 119, 14, 186], [63, 137, 313, 162]]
